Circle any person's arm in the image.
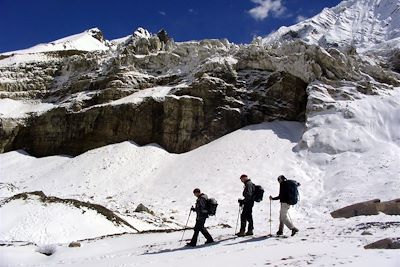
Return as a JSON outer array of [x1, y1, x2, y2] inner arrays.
[[199, 197, 209, 215], [243, 183, 255, 203], [270, 184, 282, 200]]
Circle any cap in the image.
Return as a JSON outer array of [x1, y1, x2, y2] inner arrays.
[[277, 175, 286, 182]]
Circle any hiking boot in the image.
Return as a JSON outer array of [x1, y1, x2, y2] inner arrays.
[[245, 230, 254, 236], [236, 230, 245, 237], [291, 228, 299, 236], [186, 242, 196, 247], [276, 230, 283, 236], [205, 239, 214, 245]]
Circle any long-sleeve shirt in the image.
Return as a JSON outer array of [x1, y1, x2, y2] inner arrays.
[[243, 179, 255, 204], [195, 193, 209, 220], [272, 180, 300, 204]]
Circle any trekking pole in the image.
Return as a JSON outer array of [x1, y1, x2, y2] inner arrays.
[[180, 208, 192, 243], [268, 199, 272, 236], [234, 205, 242, 234]]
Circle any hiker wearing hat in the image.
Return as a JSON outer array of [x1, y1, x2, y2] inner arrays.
[[186, 188, 214, 247], [270, 175, 300, 236], [236, 174, 256, 237]]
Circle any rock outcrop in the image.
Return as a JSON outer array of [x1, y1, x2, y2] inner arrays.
[[364, 238, 400, 249], [330, 199, 381, 218], [377, 199, 400, 215], [2, 191, 138, 230], [331, 198, 400, 218], [0, 23, 398, 157]]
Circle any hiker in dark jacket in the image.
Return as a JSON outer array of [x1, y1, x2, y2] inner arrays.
[[186, 188, 214, 247], [270, 175, 299, 236], [237, 174, 256, 237]]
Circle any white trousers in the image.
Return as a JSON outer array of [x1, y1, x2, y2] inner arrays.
[[279, 202, 295, 230]]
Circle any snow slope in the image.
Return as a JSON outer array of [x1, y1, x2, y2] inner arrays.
[[0, 195, 134, 244], [0, 86, 399, 265], [263, 0, 400, 52], [0, 120, 305, 228], [1, 28, 109, 56], [1, 225, 400, 267]]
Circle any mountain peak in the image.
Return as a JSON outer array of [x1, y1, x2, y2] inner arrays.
[[133, 27, 151, 39], [1, 27, 109, 56], [85, 27, 105, 42], [263, 0, 400, 52]]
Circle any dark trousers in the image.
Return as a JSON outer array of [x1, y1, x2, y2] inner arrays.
[[190, 217, 213, 244], [240, 202, 254, 232]]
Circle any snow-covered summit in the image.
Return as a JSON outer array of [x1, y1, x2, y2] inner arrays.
[[1, 28, 109, 56], [263, 0, 400, 52]]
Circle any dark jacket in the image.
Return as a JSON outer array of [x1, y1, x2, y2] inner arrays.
[[242, 179, 256, 204], [195, 193, 209, 220], [272, 180, 300, 204]]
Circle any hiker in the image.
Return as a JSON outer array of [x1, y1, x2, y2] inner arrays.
[[237, 174, 256, 237], [186, 188, 214, 247], [269, 175, 300, 236]]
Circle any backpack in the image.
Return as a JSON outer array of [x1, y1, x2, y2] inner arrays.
[[286, 180, 300, 205], [206, 198, 218, 216], [253, 185, 264, 202]]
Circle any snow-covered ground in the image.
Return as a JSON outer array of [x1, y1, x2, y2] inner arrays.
[[1, 28, 109, 56], [1, 87, 399, 266], [0, 98, 56, 118], [0, 195, 134, 244], [1, 220, 399, 267]]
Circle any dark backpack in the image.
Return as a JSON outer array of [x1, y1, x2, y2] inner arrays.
[[206, 198, 218, 216], [253, 185, 264, 202], [286, 180, 300, 205]]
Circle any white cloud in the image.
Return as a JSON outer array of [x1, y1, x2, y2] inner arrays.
[[248, 0, 286, 21], [296, 15, 308, 23], [158, 11, 166, 16]]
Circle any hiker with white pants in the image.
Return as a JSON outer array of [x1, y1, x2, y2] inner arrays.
[[270, 175, 300, 236]]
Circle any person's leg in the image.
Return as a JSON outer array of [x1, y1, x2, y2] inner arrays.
[[189, 220, 201, 245], [281, 203, 295, 230], [277, 203, 285, 234], [247, 204, 254, 232], [240, 206, 248, 233], [199, 218, 213, 242]]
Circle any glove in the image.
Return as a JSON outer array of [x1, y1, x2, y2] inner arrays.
[[190, 206, 196, 212], [238, 199, 244, 206]]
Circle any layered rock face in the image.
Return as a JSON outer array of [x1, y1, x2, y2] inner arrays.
[[0, 19, 399, 156]]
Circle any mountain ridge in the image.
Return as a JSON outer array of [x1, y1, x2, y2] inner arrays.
[[263, 0, 400, 52]]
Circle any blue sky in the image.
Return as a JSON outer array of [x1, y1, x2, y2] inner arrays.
[[0, 0, 341, 53]]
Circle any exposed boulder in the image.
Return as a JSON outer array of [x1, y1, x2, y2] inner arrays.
[[377, 199, 400, 215], [330, 199, 381, 218], [330, 198, 400, 219], [134, 203, 154, 215], [364, 238, 400, 249], [361, 231, 373, 236], [68, 242, 81, 248], [36, 244, 57, 256]]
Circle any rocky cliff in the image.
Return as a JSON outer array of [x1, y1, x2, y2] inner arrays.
[[1, 1, 399, 157]]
